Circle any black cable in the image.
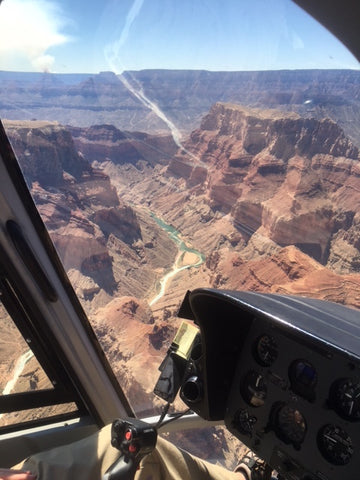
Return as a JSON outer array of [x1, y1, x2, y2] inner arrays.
[[155, 402, 171, 428], [156, 407, 191, 429]]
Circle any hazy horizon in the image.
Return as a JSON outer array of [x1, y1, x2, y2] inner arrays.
[[1, 66, 360, 77]]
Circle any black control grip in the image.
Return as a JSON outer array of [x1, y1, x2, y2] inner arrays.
[[103, 418, 157, 480]]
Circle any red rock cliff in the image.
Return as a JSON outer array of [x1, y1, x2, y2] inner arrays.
[[167, 103, 360, 271]]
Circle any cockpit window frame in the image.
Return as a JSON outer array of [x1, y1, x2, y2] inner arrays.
[[0, 120, 135, 433], [0, 244, 89, 434]]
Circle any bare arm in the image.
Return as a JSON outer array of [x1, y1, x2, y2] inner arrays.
[[0, 469, 37, 480]]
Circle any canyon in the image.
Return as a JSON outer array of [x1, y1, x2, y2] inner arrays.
[[2, 96, 360, 466]]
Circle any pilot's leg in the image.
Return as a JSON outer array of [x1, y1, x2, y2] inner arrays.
[[136, 436, 243, 480], [14, 423, 245, 480], [13, 424, 118, 480]]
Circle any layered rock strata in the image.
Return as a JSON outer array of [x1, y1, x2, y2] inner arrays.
[[163, 103, 360, 273], [69, 125, 178, 166]]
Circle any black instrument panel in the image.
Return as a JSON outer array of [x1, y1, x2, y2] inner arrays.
[[226, 317, 360, 479], [178, 288, 360, 480]]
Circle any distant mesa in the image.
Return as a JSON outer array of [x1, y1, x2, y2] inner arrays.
[[1, 69, 360, 145]]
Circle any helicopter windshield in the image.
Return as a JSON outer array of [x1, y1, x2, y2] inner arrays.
[[0, 0, 359, 469]]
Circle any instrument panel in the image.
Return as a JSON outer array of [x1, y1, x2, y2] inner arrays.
[[178, 288, 360, 480], [226, 317, 360, 479]]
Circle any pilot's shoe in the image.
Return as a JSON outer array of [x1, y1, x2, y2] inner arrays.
[[235, 452, 274, 480]]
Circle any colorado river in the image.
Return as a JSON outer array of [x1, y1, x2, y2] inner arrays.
[[2, 350, 34, 396], [0, 349, 34, 420], [149, 214, 205, 306]]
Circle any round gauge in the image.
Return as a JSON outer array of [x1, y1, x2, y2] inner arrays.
[[330, 378, 360, 420], [317, 424, 353, 465], [289, 360, 317, 402], [233, 409, 257, 436], [274, 404, 307, 446], [241, 370, 267, 407], [255, 334, 278, 367]]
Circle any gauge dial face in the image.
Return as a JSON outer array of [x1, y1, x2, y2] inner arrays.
[[275, 404, 307, 445], [289, 360, 317, 387], [330, 378, 360, 420], [255, 334, 278, 367], [289, 360, 317, 401], [317, 424, 353, 465], [233, 409, 257, 436], [241, 370, 267, 407]]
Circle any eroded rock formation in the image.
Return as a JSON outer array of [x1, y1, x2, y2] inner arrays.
[[69, 125, 178, 167], [163, 103, 360, 273], [4, 120, 178, 309]]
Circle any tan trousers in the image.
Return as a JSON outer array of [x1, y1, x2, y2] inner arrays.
[[15, 424, 242, 480]]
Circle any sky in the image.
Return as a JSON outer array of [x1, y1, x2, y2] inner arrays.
[[0, 0, 359, 74]]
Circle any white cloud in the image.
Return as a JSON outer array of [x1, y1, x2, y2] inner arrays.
[[0, 0, 71, 71]]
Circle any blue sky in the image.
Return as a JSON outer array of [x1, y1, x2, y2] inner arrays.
[[0, 0, 359, 73]]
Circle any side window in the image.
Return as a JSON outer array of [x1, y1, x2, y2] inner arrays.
[[0, 296, 81, 432], [0, 302, 53, 394]]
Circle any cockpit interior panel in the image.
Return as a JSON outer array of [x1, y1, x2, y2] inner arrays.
[[179, 288, 360, 480]]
